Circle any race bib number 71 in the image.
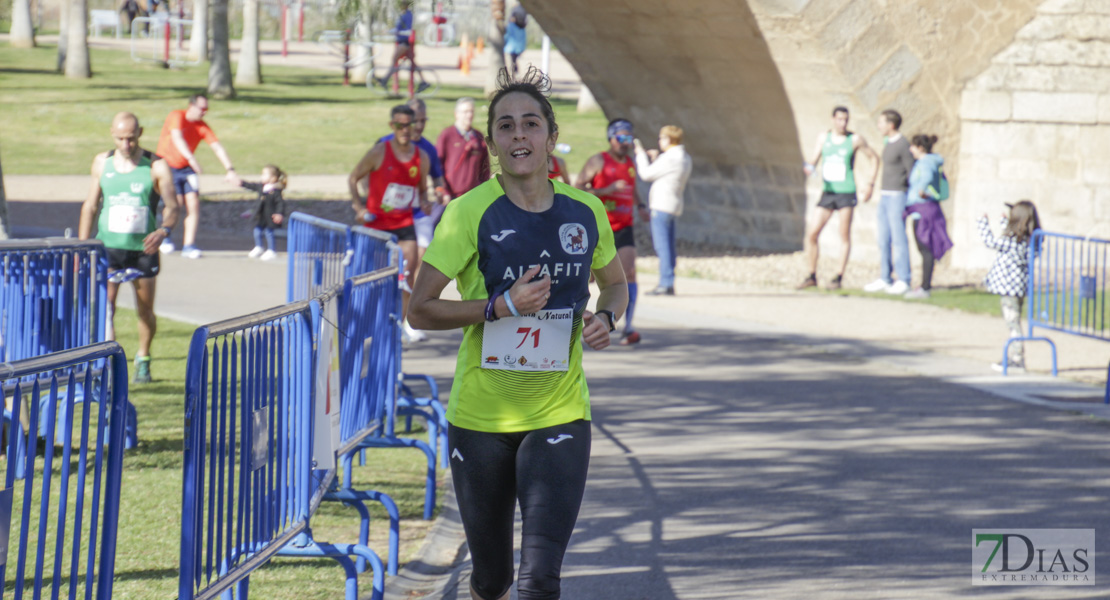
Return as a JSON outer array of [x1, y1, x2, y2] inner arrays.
[[481, 308, 573, 371]]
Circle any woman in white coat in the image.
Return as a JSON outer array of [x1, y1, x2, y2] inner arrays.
[[633, 125, 692, 295]]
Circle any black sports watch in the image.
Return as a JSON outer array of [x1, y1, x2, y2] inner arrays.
[[596, 309, 617, 332]]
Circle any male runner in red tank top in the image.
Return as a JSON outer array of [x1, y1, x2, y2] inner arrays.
[[577, 118, 648, 345], [349, 104, 433, 329]]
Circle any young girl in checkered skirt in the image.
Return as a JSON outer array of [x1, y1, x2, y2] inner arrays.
[[978, 200, 1041, 371]]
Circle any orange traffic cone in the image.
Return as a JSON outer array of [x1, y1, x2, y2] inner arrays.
[[476, 36, 484, 53], [461, 42, 471, 75], [458, 32, 469, 69]]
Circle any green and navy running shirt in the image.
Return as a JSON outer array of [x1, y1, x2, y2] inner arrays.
[[422, 177, 617, 433]]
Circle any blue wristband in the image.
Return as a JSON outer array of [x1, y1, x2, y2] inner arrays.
[[503, 290, 522, 318]]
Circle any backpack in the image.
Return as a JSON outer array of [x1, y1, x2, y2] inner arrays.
[[927, 165, 950, 201]]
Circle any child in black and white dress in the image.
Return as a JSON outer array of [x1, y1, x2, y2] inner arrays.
[[978, 200, 1041, 372]]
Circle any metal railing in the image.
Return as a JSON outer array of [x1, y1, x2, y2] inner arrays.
[[179, 296, 384, 600], [0, 342, 129, 600], [1006, 230, 1110, 402], [0, 238, 107, 362]]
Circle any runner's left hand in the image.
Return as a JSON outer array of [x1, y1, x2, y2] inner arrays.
[[581, 311, 611, 350], [142, 229, 166, 255]]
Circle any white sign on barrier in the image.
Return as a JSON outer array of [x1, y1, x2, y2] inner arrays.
[[312, 296, 342, 470]]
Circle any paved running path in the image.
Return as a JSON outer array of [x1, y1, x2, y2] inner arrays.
[[11, 218, 1107, 597], [96, 248, 1108, 599]]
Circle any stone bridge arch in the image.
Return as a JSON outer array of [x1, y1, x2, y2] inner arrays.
[[523, 0, 1086, 269]]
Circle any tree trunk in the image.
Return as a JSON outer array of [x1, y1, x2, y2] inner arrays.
[[484, 0, 505, 94], [10, 0, 36, 48], [64, 0, 91, 79], [0, 149, 10, 240], [189, 0, 209, 61], [350, 2, 372, 84], [56, 0, 70, 71], [235, 0, 261, 85], [207, 0, 234, 98]]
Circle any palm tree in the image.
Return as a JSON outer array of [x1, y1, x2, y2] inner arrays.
[[9, 0, 36, 48], [207, 0, 234, 98], [189, 0, 209, 62], [56, 0, 70, 71], [65, 0, 92, 78], [485, 0, 506, 94], [235, 0, 262, 85]]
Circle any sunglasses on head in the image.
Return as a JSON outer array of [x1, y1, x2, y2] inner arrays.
[[614, 134, 633, 144]]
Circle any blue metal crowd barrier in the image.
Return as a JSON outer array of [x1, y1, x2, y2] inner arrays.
[[179, 300, 384, 600], [321, 267, 435, 575], [0, 238, 137, 470], [0, 342, 129, 600], [0, 238, 108, 362], [1007, 230, 1110, 402], [286, 213, 397, 303], [286, 212, 448, 474], [287, 213, 351, 303]]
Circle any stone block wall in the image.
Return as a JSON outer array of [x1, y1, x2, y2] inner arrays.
[[955, 0, 1110, 269], [522, 0, 809, 253]]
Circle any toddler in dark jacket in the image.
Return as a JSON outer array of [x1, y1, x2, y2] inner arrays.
[[241, 164, 287, 261]]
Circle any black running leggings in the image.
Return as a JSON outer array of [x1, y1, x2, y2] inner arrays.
[[449, 419, 592, 600], [914, 228, 935, 291]]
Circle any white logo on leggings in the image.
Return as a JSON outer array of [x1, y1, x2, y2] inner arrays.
[[546, 434, 573, 445], [451, 448, 464, 462]]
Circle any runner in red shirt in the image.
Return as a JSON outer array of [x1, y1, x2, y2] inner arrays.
[[154, 94, 239, 258], [548, 154, 570, 184], [349, 104, 433, 328], [577, 118, 647, 345]]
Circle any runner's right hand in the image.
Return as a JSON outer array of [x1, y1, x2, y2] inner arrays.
[[188, 157, 203, 174], [507, 265, 551, 315]]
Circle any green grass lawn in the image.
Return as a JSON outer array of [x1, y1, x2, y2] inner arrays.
[[6, 308, 443, 600], [0, 43, 609, 179], [800, 285, 1004, 318]]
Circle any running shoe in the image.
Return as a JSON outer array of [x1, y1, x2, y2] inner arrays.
[[416, 81, 431, 94], [826, 275, 843, 291], [248, 246, 265, 258], [619, 331, 641, 346], [181, 245, 203, 259], [796, 274, 817, 290], [647, 286, 674, 296], [885, 280, 909, 295], [863, 278, 890, 292], [991, 361, 1026, 373], [108, 268, 144, 284], [904, 287, 931, 300], [260, 249, 277, 261], [159, 239, 176, 254], [133, 356, 152, 384]]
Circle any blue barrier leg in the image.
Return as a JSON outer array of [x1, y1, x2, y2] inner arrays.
[[360, 437, 437, 520], [326, 487, 401, 575], [278, 541, 384, 600]]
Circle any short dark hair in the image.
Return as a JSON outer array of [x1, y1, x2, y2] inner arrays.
[[832, 106, 849, 117], [391, 104, 416, 120], [486, 66, 558, 143], [189, 93, 207, 105], [880, 109, 902, 130]]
